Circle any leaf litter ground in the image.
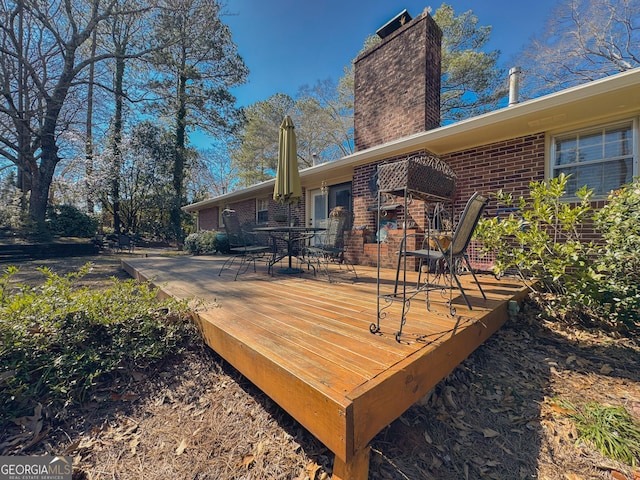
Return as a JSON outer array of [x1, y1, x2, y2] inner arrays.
[[1, 252, 639, 479]]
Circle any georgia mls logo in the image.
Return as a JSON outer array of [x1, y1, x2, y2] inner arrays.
[[0, 455, 72, 480]]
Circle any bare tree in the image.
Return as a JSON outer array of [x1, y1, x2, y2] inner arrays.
[[199, 145, 236, 197], [519, 0, 640, 98], [0, 0, 154, 233], [295, 78, 354, 163], [105, 0, 153, 235]]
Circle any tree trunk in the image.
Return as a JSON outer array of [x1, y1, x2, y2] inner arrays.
[[28, 143, 56, 232], [111, 50, 125, 235], [26, 41, 76, 231], [171, 73, 188, 245], [30, 76, 69, 230], [85, 29, 98, 215]]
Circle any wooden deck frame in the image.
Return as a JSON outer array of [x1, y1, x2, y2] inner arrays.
[[122, 255, 528, 480]]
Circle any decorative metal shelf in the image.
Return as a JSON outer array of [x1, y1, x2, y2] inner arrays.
[[376, 154, 457, 203], [370, 153, 458, 342]]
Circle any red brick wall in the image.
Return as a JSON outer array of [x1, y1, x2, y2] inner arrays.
[[354, 11, 442, 151], [443, 133, 546, 216], [269, 199, 307, 226], [198, 207, 220, 231], [225, 197, 307, 228], [348, 136, 547, 266], [227, 199, 257, 226]]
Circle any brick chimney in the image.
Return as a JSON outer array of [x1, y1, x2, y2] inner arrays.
[[354, 9, 442, 151]]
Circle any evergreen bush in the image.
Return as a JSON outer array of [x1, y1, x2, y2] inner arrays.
[[476, 174, 600, 315], [593, 180, 640, 332], [183, 230, 227, 255], [476, 174, 640, 333], [0, 264, 196, 424], [46, 205, 98, 238]]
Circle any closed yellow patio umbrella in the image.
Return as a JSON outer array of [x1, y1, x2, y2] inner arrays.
[[273, 115, 302, 206]]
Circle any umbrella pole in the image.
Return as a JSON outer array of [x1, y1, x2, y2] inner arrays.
[[288, 203, 293, 269]]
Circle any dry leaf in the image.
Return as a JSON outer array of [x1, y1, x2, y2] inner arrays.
[[540, 419, 556, 435], [130, 437, 139, 455], [566, 355, 577, 365], [497, 442, 513, 455], [610, 471, 626, 480], [423, 431, 433, 444], [306, 462, 321, 479], [444, 386, 457, 409], [175, 439, 187, 455], [64, 439, 81, 455], [563, 474, 583, 480], [600, 364, 614, 374], [239, 454, 254, 468], [551, 404, 576, 416], [482, 428, 500, 438]]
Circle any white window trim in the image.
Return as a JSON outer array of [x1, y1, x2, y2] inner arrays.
[[549, 117, 638, 200]]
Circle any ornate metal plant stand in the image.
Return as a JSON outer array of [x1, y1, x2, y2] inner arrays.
[[369, 153, 457, 342]]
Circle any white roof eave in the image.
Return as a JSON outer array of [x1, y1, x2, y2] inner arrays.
[[184, 68, 640, 212]]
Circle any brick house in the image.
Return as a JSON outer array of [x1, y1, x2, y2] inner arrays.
[[182, 9, 640, 268]]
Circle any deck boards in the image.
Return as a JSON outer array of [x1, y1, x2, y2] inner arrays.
[[122, 254, 528, 480]]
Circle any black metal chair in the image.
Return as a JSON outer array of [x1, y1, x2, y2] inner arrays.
[[397, 192, 489, 311], [218, 209, 273, 280], [118, 234, 134, 253], [305, 210, 357, 282]]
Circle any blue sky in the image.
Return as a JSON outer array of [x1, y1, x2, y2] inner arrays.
[[223, 0, 560, 108]]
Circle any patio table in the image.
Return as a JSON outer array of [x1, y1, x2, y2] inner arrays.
[[254, 226, 325, 274]]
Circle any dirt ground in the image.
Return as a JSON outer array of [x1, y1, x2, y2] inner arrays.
[[2, 252, 639, 480]]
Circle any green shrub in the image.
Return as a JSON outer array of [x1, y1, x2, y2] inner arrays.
[[0, 264, 196, 424], [46, 204, 98, 238], [593, 180, 640, 332], [476, 174, 640, 333], [475, 174, 601, 316], [183, 230, 227, 255]]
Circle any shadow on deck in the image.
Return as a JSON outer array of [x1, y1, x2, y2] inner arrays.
[[122, 254, 528, 480]]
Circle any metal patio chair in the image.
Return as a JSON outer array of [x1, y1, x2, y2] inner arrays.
[[118, 234, 134, 253], [218, 209, 273, 280], [305, 209, 357, 282], [397, 192, 489, 312]]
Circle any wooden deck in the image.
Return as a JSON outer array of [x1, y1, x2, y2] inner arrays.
[[122, 254, 528, 480]]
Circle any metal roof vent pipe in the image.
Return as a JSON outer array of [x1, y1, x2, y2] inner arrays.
[[508, 66, 521, 106]]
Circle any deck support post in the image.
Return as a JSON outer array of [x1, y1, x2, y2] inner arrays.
[[332, 446, 370, 480]]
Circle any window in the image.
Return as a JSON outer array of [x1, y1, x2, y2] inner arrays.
[[329, 182, 353, 230], [551, 120, 637, 197], [256, 198, 269, 223]]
